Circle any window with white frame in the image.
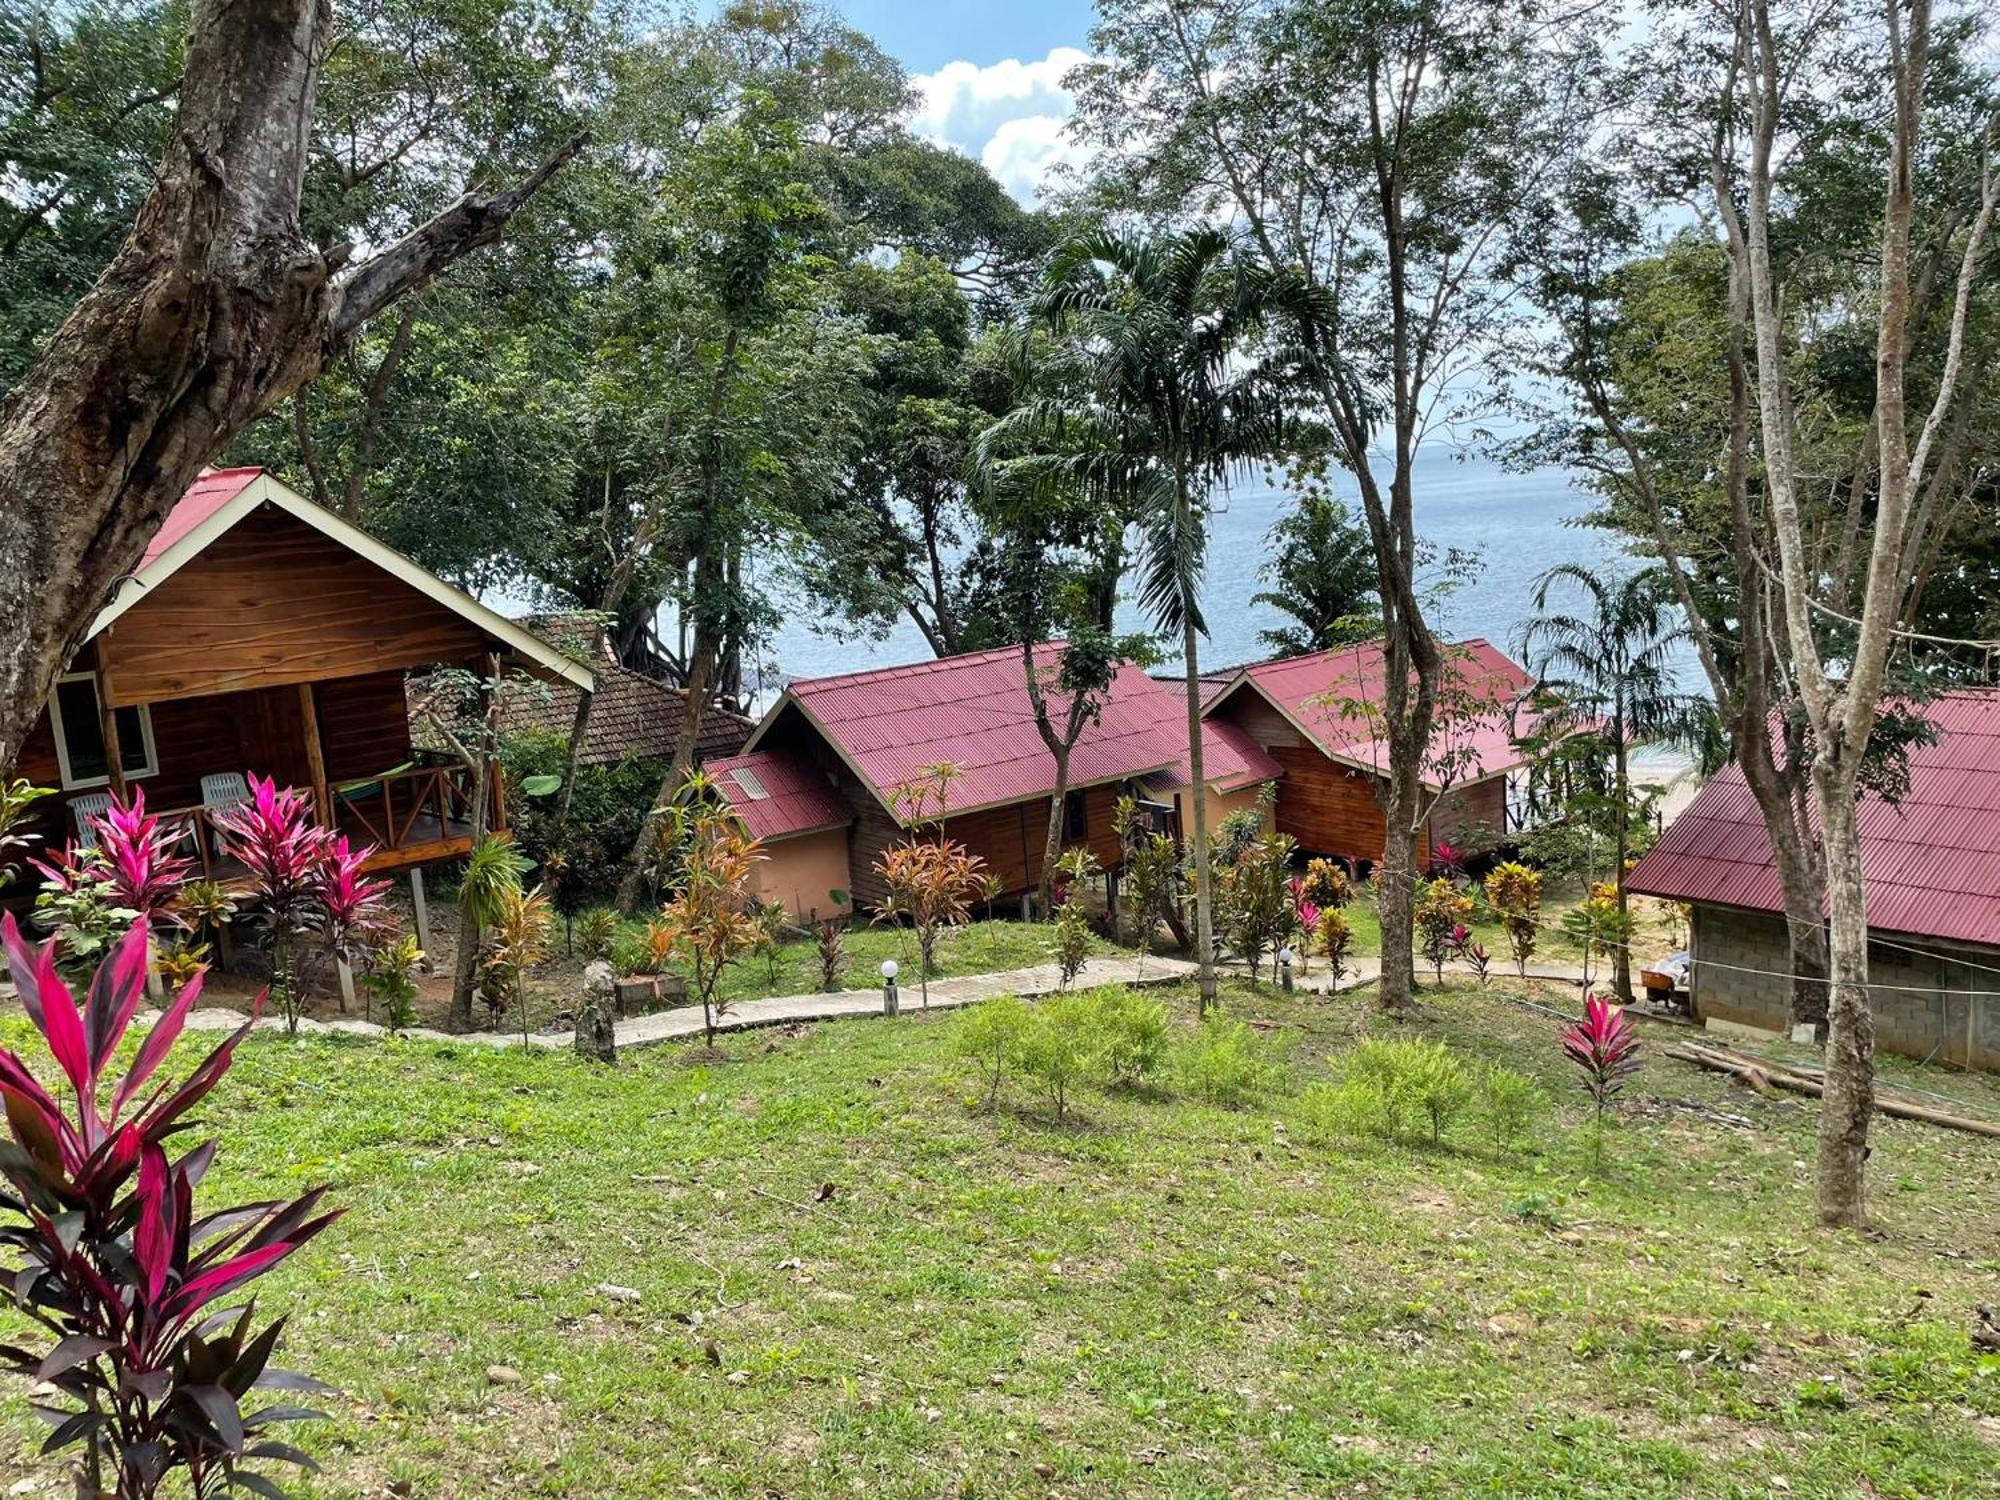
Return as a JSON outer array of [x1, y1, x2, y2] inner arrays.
[[48, 672, 157, 790]]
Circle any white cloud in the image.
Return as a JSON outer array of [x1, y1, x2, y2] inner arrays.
[[910, 48, 1092, 206]]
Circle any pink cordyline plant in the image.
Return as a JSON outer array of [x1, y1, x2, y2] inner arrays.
[[310, 835, 390, 1002], [210, 777, 329, 902], [211, 777, 331, 1031], [91, 788, 195, 926], [314, 835, 389, 940], [0, 915, 339, 1498], [1560, 993, 1643, 1142]]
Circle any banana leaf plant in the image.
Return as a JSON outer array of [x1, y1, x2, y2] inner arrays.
[[0, 915, 340, 1499]]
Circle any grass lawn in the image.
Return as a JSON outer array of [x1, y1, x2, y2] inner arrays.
[[3, 977, 1996, 1497], [1296, 884, 1685, 975]]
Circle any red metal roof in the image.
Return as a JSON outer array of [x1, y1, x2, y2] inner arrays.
[[1627, 690, 2000, 948], [766, 644, 1276, 820], [708, 750, 852, 843], [1217, 638, 1536, 787], [1154, 714, 1285, 794], [142, 467, 263, 566]]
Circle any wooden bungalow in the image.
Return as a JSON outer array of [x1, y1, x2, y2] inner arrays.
[[14, 468, 592, 930], [713, 643, 1281, 916], [1200, 638, 1538, 873]]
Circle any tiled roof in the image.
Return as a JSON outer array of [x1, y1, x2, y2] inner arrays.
[[492, 662, 751, 767], [755, 643, 1273, 821], [1628, 690, 2000, 948], [1214, 638, 1537, 787], [709, 750, 853, 842]]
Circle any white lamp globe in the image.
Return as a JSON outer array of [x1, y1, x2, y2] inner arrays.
[[1279, 947, 1294, 965], [881, 959, 899, 980]]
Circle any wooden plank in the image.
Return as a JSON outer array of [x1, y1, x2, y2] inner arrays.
[[358, 835, 473, 873], [298, 683, 331, 825]]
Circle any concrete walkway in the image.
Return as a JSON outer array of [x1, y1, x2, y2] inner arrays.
[[177, 952, 1201, 1053], [1219, 954, 1593, 995]]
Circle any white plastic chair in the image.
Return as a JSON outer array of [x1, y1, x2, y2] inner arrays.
[[68, 792, 113, 849], [200, 771, 252, 814], [199, 771, 253, 862]]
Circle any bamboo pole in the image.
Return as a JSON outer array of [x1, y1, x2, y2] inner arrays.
[[1666, 1042, 2000, 1139]]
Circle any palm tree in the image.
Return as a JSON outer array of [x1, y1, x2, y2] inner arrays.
[[1252, 491, 1382, 657], [980, 227, 1322, 1012], [1519, 565, 1711, 1003]]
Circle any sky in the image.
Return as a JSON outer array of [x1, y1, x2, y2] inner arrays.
[[830, 1, 1097, 205]]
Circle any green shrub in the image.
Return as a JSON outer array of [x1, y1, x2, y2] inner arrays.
[[1089, 986, 1170, 1090], [1053, 899, 1092, 990], [607, 929, 655, 979], [1018, 992, 1098, 1122], [500, 730, 669, 909], [1476, 1064, 1544, 1153], [1175, 1017, 1283, 1108], [1295, 1079, 1397, 1144], [574, 907, 619, 962], [1336, 1037, 1474, 1146], [955, 995, 1033, 1108]]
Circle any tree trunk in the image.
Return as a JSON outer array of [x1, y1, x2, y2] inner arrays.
[[615, 618, 716, 913], [0, 0, 581, 778], [1812, 770, 1875, 1229], [1375, 779, 1419, 1014], [553, 687, 595, 827], [1611, 728, 1634, 1003], [1038, 746, 1070, 916], [1183, 613, 1217, 1013]]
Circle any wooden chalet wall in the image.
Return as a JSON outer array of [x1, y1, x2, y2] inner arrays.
[[1266, 743, 1406, 868], [1429, 778, 1506, 851], [96, 504, 493, 705], [755, 701, 1128, 908], [1211, 685, 1517, 870]]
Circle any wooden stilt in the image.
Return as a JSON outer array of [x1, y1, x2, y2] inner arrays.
[[409, 867, 434, 955]]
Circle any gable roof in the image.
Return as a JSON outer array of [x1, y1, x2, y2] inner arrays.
[[745, 643, 1279, 823], [1204, 638, 1536, 789], [709, 749, 854, 842], [489, 664, 752, 767], [1628, 690, 2000, 949], [494, 617, 750, 766], [92, 469, 592, 690]]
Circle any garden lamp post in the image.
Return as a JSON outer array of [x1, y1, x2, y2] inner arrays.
[[1279, 947, 1294, 993], [881, 959, 899, 1016]]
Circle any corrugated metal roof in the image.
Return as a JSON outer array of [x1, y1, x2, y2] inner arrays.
[[1219, 638, 1537, 787], [766, 643, 1277, 820], [708, 750, 852, 842], [1153, 713, 1286, 793], [1628, 689, 2000, 948], [142, 467, 262, 565]]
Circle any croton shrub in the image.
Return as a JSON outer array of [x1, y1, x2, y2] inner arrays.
[[0, 915, 339, 1498]]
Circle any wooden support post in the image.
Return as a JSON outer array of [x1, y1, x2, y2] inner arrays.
[[298, 683, 331, 827], [95, 642, 127, 801], [409, 867, 434, 956]]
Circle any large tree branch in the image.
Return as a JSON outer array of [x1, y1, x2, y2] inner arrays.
[[330, 130, 587, 339]]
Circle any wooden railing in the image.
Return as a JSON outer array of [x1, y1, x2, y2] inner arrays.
[[154, 758, 498, 881], [331, 759, 485, 858]]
